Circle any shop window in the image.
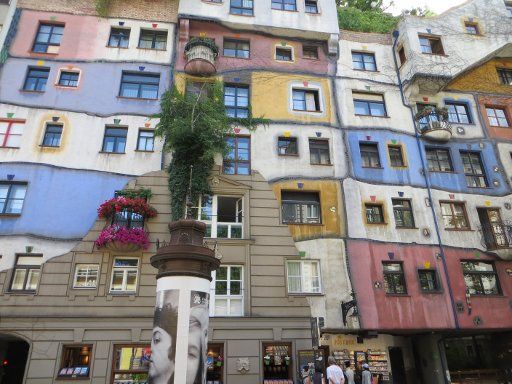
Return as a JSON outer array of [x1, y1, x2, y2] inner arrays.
[[111, 345, 150, 384], [426, 147, 453, 172], [110, 257, 139, 293], [292, 89, 320, 112], [0, 119, 24, 148], [497, 68, 512, 85], [392, 199, 415, 228], [272, 0, 296, 11], [138, 29, 167, 50], [461, 261, 501, 295], [286, 260, 321, 294], [359, 142, 381, 168], [281, 191, 320, 224], [353, 92, 386, 117], [398, 45, 406, 66], [388, 144, 405, 167], [137, 130, 154, 152], [0, 181, 28, 215], [73, 264, 99, 289], [223, 136, 250, 175], [57, 345, 92, 378], [352, 51, 377, 71], [460, 151, 487, 188], [365, 203, 385, 224], [195, 195, 244, 239], [119, 71, 160, 99], [302, 45, 318, 59], [230, 0, 254, 16], [33, 23, 64, 53], [262, 343, 293, 383], [305, 0, 318, 13], [276, 46, 293, 61], [224, 84, 249, 118], [418, 269, 441, 292], [418, 34, 444, 55], [23, 67, 50, 92], [465, 22, 479, 35], [108, 27, 130, 48], [446, 101, 472, 124], [102, 126, 127, 153], [309, 139, 330, 165], [58, 71, 79, 87], [207, 343, 224, 383], [485, 106, 509, 127], [9, 254, 42, 293], [440, 201, 470, 230], [382, 262, 407, 294], [223, 38, 250, 58], [42, 123, 63, 147], [210, 265, 243, 316], [278, 136, 298, 156]]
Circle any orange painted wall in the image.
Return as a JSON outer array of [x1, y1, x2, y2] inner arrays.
[[448, 59, 512, 96], [476, 94, 512, 140]]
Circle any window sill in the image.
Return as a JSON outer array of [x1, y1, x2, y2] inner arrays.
[[229, 12, 254, 17], [275, 59, 295, 64], [0, 146, 20, 149], [353, 69, 379, 73], [305, 11, 320, 15], [395, 226, 418, 230], [354, 114, 389, 118], [447, 121, 474, 126], [466, 186, 491, 189], [108, 292, 137, 296], [271, 8, 299, 12], [136, 47, 167, 52], [445, 228, 473, 232], [106, 45, 130, 49], [0, 213, 21, 218], [30, 51, 59, 56], [292, 109, 322, 114], [288, 292, 324, 297], [117, 96, 159, 101], [19, 89, 45, 94], [366, 222, 387, 225], [54, 85, 79, 90], [390, 165, 408, 169], [467, 294, 504, 298], [361, 166, 384, 169], [6, 290, 36, 295], [385, 293, 410, 297], [99, 151, 126, 155], [488, 125, 511, 128], [420, 290, 443, 294], [278, 153, 299, 157], [283, 222, 323, 226], [134, 149, 155, 153], [39, 145, 61, 148], [310, 162, 332, 166], [302, 57, 319, 61], [428, 170, 455, 174], [421, 52, 448, 57], [222, 55, 251, 60]]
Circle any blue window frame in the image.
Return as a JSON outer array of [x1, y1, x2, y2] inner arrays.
[[352, 52, 377, 71], [0, 182, 28, 215], [119, 72, 160, 99], [230, 0, 254, 15], [102, 127, 127, 153], [23, 67, 50, 92], [272, 0, 296, 11], [33, 23, 64, 53], [42, 124, 63, 147], [445, 101, 472, 124], [108, 28, 130, 48], [58, 71, 79, 87], [224, 85, 249, 118]]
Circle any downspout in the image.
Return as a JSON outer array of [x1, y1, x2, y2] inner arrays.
[[391, 30, 460, 335]]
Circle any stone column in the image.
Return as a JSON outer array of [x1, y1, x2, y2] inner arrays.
[[149, 220, 220, 384]]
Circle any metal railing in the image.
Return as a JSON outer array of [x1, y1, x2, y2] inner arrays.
[[185, 45, 216, 66]]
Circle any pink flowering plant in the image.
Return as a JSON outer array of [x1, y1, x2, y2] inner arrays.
[[97, 197, 157, 219], [95, 225, 150, 250]]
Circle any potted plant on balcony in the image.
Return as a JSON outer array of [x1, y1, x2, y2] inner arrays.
[[95, 225, 150, 252], [184, 37, 220, 58], [414, 106, 449, 122]]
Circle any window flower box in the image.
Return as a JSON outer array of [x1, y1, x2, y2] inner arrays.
[[95, 225, 150, 251], [97, 197, 157, 219]]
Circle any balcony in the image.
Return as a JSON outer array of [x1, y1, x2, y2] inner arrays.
[[415, 108, 452, 142], [184, 37, 218, 77], [477, 220, 512, 260]]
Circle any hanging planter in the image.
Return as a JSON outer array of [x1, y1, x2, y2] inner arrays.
[[95, 225, 150, 251], [97, 196, 157, 219]]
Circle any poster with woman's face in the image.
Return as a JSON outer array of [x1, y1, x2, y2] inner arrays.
[[149, 289, 179, 384], [187, 291, 209, 384]]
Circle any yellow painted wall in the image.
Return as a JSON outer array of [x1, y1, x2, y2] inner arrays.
[[272, 180, 344, 241], [447, 59, 512, 96]]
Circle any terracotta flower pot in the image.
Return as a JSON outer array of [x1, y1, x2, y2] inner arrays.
[[105, 241, 141, 252]]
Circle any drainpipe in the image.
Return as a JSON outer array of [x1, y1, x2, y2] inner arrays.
[[391, 30, 460, 334]]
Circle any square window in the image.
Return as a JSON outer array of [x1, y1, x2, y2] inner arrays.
[[137, 130, 154, 151], [302, 45, 319, 60], [57, 345, 92, 378], [388, 144, 405, 167], [392, 199, 415, 228], [112, 208, 144, 229], [223, 39, 250, 58], [42, 124, 63, 147], [460, 151, 487, 188], [497, 68, 512, 85], [276, 47, 293, 61], [223, 136, 250, 175], [138, 29, 167, 50], [383, 262, 407, 294], [398, 46, 406, 66], [211, 265, 244, 316], [486, 106, 509, 127], [365, 203, 385, 224], [309, 139, 330, 165], [33, 23, 64, 53], [305, 0, 318, 13], [426, 147, 453, 172], [112, 345, 150, 383], [292, 89, 320, 111], [446, 101, 472, 124], [0, 119, 24, 148], [185, 81, 213, 100], [278, 136, 298, 155], [281, 191, 320, 224], [440, 201, 470, 230], [73, 264, 99, 289], [272, 0, 297, 11], [286, 260, 321, 294], [110, 257, 139, 293], [353, 92, 386, 117], [108, 27, 130, 48], [194, 195, 243, 239], [359, 142, 381, 168], [119, 71, 160, 99], [9, 254, 42, 292], [418, 269, 440, 292], [224, 84, 249, 118], [465, 22, 479, 35], [352, 52, 377, 71], [0, 182, 28, 215], [230, 0, 254, 15], [418, 34, 444, 55], [461, 261, 501, 295], [58, 71, 79, 87], [23, 67, 50, 92], [102, 126, 127, 153]]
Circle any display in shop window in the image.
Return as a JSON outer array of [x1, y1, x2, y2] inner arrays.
[[262, 343, 293, 384]]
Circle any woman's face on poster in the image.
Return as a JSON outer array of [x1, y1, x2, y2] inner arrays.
[[186, 306, 208, 383], [149, 326, 174, 383]]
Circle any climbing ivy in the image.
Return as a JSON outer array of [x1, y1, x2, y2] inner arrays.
[[155, 82, 268, 221]]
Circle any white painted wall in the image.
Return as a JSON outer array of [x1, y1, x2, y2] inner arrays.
[[497, 142, 512, 184], [0, 0, 16, 50]]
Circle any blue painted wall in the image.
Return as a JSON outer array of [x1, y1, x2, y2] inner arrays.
[[0, 163, 131, 239], [0, 59, 171, 116]]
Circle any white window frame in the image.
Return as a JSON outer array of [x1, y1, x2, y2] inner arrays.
[[196, 195, 244, 239], [210, 265, 244, 317], [286, 259, 322, 294], [109, 257, 139, 293], [73, 264, 100, 289]]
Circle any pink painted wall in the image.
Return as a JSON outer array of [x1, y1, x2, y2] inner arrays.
[[176, 20, 332, 75], [348, 240, 512, 331]]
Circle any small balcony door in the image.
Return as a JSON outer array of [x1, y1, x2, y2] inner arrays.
[[477, 208, 509, 250]]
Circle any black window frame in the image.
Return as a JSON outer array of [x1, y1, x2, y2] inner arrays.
[[230, 0, 254, 16], [0, 181, 28, 215], [309, 139, 330, 165], [305, 0, 318, 13], [223, 38, 250, 59], [425, 147, 453, 172], [224, 84, 249, 118], [271, 0, 297, 11], [101, 126, 128, 154], [136, 129, 155, 152], [460, 151, 488, 188], [365, 203, 385, 224], [418, 34, 444, 55], [388, 144, 405, 167], [352, 51, 377, 71], [461, 261, 501, 296], [119, 71, 160, 100], [302, 45, 319, 60], [497, 68, 512, 85], [32, 23, 64, 53], [138, 29, 168, 50], [9, 254, 42, 293], [359, 142, 381, 168], [281, 191, 321, 224], [382, 262, 407, 295], [292, 89, 320, 112], [418, 269, 441, 293], [392, 198, 415, 228], [42, 123, 63, 147], [445, 101, 472, 124], [108, 27, 131, 48], [58, 71, 79, 87], [112, 209, 144, 229], [223, 135, 251, 175], [278, 136, 298, 156], [23, 67, 50, 92], [276, 46, 293, 61]]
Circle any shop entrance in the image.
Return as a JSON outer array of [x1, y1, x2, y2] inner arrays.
[[0, 334, 30, 384], [388, 347, 407, 384]]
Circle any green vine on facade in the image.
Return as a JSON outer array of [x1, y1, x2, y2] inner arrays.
[[155, 82, 269, 221], [95, 0, 111, 17], [115, 188, 153, 200]]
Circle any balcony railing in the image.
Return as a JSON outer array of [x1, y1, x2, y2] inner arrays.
[[184, 38, 218, 76], [477, 220, 512, 260], [417, 111, 452, 141]]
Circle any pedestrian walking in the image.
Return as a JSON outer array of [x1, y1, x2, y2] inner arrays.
[[326, 356, 345, 384], [361, 363, 372, 384], [344, 361, 355, 384]]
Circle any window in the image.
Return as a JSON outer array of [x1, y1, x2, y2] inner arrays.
[[138, 29, 167, 50], [506, 1, 512, 16], [272, 0, 296, 10], [102, 127, 127, 153], [353, 92, 386, 117], [419, 34, 444, 55], [465, 22, 479, 35], [445, 101, 472, 124], [111, 345, 150, 384], [223, 39, 250, 58], [58, 71, 79, 87], [302, 45, 318, 60], [224, 84, 249, 118], [486, 106, 509, 127], [497, 68, 512, 85], [73, 264, 99, 289], [108, 27, 130, 48], [278, 136, 298, 155], [112, 209, 144, 229], [194, 195, 243, 238], [418, 269, 440, 292], [42, 124, 62, 147], [23, 67, 49, 92], [398, 46, 406, 66], [359, 143, 381, 168], [57, 345, 92, 378], [365, 203, 385, 224], [417, 103, 439, 129], [119, 72, 160, 99], [110, 257, 139, 293], [440, 201, 470, 230], [136, 130, 154, 152], [230, 0, 254, 15], [286, 260, 321, 294], [9, 255, 42, 292], [426, 147, 453, 172], [461, 261, 501, 295], [224, 136, 250, 175], [0, 182, 27, 215], [281, 191, 320, 224], [460, 151, 487, 188], [352, 52, 377, 71], [210, 266, 243, 316], [309, 139, 330, 165], [292, 89, 320, 111], [305, 0, 318, 13], [383, 262, 406, 294], [0, 119, 24, 148], [33, 23, 64, 53], [388, 145, 405, 167], [185, 81, 213, 100], [392, 199, 415, 228], [276, 47, 293, 61]]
